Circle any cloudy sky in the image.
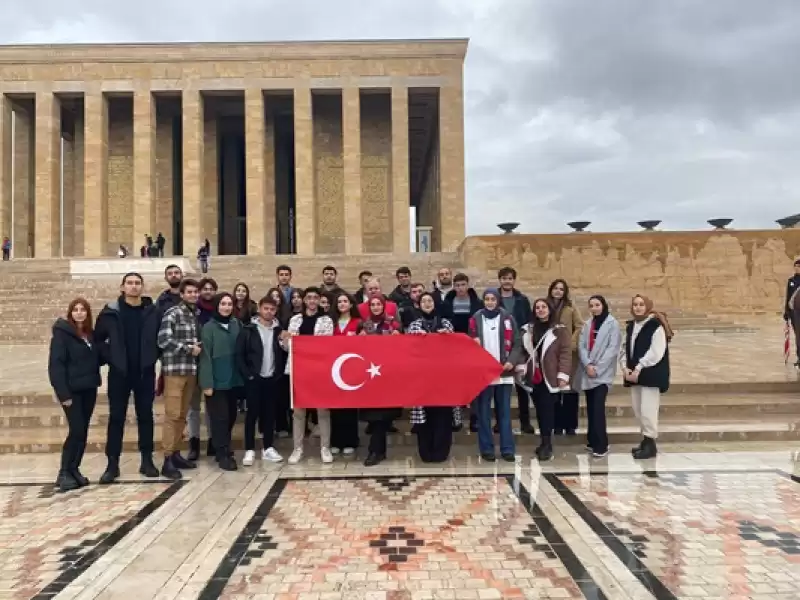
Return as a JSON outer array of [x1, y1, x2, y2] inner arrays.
[[4, 0, 800, 234]]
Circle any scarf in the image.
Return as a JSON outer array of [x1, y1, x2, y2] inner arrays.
[[417, 293, 439, 331], [482, 288, 501, 320], [368, 294, 387, 323], [212, 293, 233, 324], [589, 295, 610, 351], [198, 297, 214, 314], [631, 294, 674, 341]]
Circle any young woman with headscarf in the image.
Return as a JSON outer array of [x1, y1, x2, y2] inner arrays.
[[575, 295, 621, 458], [198, 292, 243, 471], [619, 294, 673, 460], [408, 292, 459, 463], [520, 298, 572, 461], [546, 279, 583, 436], [356, 294, 402, 466], [469, 288, 523, 463]]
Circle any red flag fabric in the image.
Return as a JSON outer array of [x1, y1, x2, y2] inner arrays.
[[291, 333, 504, 409]]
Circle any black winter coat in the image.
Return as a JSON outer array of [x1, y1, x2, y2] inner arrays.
[[94, 297, 161, 376], [48, 319, 102, 402], [442, 289, 484, 334], [235, 320, 288, 381]]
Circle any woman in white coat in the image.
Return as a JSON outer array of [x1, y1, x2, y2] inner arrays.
[[575, 295, 621, 458]]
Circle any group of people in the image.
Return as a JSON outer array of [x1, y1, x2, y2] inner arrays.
[[47, 262, 673, 492]]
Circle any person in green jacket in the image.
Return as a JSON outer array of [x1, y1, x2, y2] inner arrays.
[[198, 292, 243, 471]]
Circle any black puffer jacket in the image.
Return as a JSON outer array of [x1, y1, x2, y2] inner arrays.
[[48, 319, 102, 402], [94, 296, 160, 376]]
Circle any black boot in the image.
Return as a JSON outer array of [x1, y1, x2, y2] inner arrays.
[[56, 470, 80, 492], [139, 454, 160, 478], [520, 422, 536, 434], [535, 436, 553, 461], [206, 440, 216, 457], [469, 415, 478, 433], [71, 468, 90, 487], [161, 455, 182, 480], [633, 437, 657, 460], [364, 452, 385, 467], [99, 457, 120, 485], [187, 437, 200, 462], [631, 438, 646, 455], [218, 449, 238, 471], [171, 452, 197, 470]]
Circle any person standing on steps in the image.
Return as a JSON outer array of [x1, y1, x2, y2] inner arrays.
[[48, 298, 102, 492], [236, 296, 288, 466], [785, 258, 800, 367], [575, 295, 621, 458], [187, 277, 217, 460], [157, 279, 203, 479], [620, 294, 673, 460], [198, 293, 242, 472], [156, 232, 166, 257], [469, 288, 523, 463], [94, 273, 161, 484], [197, 244, 210, 274], [2, 236, 10, 260], [283, 287, 335, 465], [497, 267, 534, 434], [546, 279, 583, 436], [520, 298, 572, 462]]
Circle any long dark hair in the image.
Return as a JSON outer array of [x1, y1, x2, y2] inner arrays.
[[547, 278, 572, 307], [531, 297, 556, 345], [330, 292, 360, 320], [266, 286, 293, 325], [233, 282, 255, 321], [67, 297, 94, 336]]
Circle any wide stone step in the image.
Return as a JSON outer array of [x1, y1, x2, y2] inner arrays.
[[2, 416, 798, 453], [3, 393, 799, 428]]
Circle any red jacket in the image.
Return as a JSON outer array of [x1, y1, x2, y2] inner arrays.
[[333, 317, 361, 336], [358, 300, 398, 321]]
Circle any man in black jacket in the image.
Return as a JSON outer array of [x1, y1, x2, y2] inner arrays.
[[235, 296, 289, 465], [498, 266, 536, 434], [94, 272, 161, 483], [398, 282, 425, 330], [785, 258, 800, 366], [388, 266, 412, 305], [156, 264, 184, 314]]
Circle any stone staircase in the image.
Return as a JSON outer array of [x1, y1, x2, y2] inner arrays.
[[0, 254, 748, 343]]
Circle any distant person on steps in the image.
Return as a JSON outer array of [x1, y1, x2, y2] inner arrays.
[[94, 273, 161, 484], [620, 294, 673, 460], [48, 298, 102, 492], [784, 258, 800, 367], [2, 236, 10, 260]]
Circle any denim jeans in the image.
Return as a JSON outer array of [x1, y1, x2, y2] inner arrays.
[[476, 384, 514, 455]]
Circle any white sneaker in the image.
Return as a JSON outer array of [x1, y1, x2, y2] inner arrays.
[[330, 447, 341, 455], [321, 447, 334, 464], [343, 447, 355, 456], [288, 448, 304, 465], [262, 447, 283, 462], [242, 450, 255, 466]]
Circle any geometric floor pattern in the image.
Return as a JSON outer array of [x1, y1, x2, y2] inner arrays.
[[0, 480, 183, 600], [201, 475, 607, 599], [548, 469, 800, 600]]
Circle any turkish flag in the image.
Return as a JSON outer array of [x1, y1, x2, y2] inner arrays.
[[291, 333, 504, 409]]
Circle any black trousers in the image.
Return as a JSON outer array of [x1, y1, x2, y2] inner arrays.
[[532, 384, 556, 437], [331, 409, 360, 449], [105, 368, 155, 458], [585, 385, 609, 452], [516, 384, 535, 426], [554, 392, 580, 433], [417, 407, 453, 463], [60, 389, 97, 472], [274, 375, 291, 433], [1, 249, 8, 261], [206, 389, 237, 455], [368, 419, 390, 456], [245, 375, 278, 450]]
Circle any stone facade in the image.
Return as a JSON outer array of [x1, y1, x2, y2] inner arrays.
[[459, 231, 800, 312], [0, 40, 468, 258]]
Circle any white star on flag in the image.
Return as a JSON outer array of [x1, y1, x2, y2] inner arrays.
[[367, 363, 381, 378]]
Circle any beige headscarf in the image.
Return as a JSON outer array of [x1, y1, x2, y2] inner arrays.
[[631, 294, 674, 341]]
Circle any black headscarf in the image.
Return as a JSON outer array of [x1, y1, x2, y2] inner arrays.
[[417, 292, 439, 330], [530, 297, 556, 346], [589, 295, 610, 331], [212, 292, 234, 324]]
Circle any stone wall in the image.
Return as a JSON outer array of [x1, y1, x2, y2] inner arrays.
[[106, 98, 133, 254], [361, 93, 392, 253], [459, 231, 800, 313], [313, 94, 345, 254]]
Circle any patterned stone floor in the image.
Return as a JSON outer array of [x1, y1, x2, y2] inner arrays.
[[1, 443, 800, 599]]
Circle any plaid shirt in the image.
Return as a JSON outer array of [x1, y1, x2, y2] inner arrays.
[[157, 303, 200, 376]]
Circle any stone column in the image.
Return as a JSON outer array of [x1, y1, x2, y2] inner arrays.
[[293, 86, 314, 256], [133, 89, 156, 251], [34, 92, 62, 258], [0, 95, 11, 242], [263, 109, 277, 254], [182, 90, 204, 255], [342, 86, 363, 255], [391, 86, 410, 254], [438, 84, 466, 251], [83, 91, 108, 257], [245, 88, 266, 255]]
